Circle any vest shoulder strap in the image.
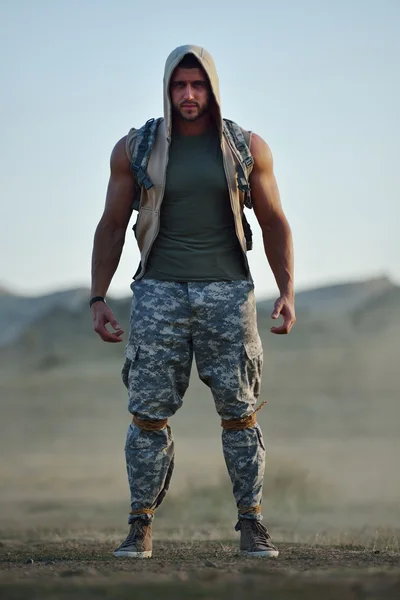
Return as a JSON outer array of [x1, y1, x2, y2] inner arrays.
[[223, 119, 254, 209], [128, 118, 162, 209]]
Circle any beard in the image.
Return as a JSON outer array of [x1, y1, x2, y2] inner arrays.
[[172, 100, 210, 122]]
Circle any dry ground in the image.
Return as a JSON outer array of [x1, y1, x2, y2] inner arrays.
[[1, 356, 400, 599], [1, 532, 400, 600]]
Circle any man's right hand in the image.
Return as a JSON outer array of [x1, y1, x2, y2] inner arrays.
[[92, 302, 124, 343]]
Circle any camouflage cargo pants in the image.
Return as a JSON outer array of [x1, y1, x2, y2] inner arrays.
[[121, 279, 265, 522]]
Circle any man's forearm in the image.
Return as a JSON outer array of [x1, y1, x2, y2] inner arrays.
[[262, 216, 294, 298], [91, 220, 126, 297]]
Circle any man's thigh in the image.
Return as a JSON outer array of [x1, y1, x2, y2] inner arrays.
[[190, 280, 263, 420], [123, 280, 193, 420]]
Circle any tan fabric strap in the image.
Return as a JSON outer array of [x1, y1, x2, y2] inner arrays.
[[221, 412, 257, 430], [129, 508, 155, 516], [238, 505, 262, 516], [221, 399, 268, 431], [133, 415, 168, 431]]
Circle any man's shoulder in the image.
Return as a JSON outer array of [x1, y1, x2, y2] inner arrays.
[[109, 135, 132, 174], [126, 118, 165, 162], [127, 117, 165, 136], [223, 118, 253, 148], [247, 133, 273, 174], [248, 133, 271, 157]]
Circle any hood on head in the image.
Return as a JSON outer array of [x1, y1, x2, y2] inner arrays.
[[163, 44, 222, 139]]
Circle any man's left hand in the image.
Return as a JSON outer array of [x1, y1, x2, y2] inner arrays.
[[270, 296, 296, 335]]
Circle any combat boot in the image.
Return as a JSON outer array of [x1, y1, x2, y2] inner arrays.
[[235, 519, 279, 557], [113, 519, 152, 558]]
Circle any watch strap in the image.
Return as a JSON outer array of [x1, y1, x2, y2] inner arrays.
[[89, 296, 105, 308]]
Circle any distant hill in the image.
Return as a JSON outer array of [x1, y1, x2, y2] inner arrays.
[[257, 275, 394, 316], [0, 285, 13, 296], [0, 275, 398, 395], [1, 275, 396, 348], [0, 288, 89, 347]]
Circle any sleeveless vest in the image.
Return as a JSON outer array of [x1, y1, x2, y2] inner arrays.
[[125, 120, 253, 279]]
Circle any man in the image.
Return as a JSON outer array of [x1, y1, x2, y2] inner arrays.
[[90, 45, 295, 559]]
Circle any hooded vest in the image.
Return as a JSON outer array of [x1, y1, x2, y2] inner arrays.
[[125, 45, 253, 280]]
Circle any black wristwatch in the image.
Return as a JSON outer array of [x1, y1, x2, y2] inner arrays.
[[89, 296, 105, 308]]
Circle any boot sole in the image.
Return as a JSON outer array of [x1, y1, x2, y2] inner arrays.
[[113, 550, 152, 558], [240, 550, 279, 558]]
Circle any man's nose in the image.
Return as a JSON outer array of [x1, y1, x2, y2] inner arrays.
[[184, 84, 195, 100]]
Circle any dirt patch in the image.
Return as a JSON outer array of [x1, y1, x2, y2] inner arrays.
[[1, 539, 399, 599]]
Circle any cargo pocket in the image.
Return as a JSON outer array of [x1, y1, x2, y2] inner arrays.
[[244, 336, 263, 401], [244, 334, 263, 361], [121, 343, 139, 389], [255, 425, 266, 451]]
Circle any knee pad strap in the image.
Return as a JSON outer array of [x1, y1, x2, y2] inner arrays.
[[129, 508, 155, 516], [238, 505, 262, 516], [221, 413, 257, 430], [133, 415, 168, 431]]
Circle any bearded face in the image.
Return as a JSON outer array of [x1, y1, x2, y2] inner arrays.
[[170, 66, 211, 122]]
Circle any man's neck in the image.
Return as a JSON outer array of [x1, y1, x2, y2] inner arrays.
[[173, 114, 213, 136]]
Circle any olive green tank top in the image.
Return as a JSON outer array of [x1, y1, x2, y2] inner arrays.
[[143, 128, 247, 281]]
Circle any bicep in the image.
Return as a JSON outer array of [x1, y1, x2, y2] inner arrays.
[[250, 134, 285, 229], [101, 136, 135, 229]]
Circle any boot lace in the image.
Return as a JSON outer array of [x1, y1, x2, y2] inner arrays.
[[124, 519, 147, 546], [235, 519, 271, 545]]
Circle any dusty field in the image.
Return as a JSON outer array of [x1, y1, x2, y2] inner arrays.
[[1, 532, 400, 600], [1, 349, 399, 599]]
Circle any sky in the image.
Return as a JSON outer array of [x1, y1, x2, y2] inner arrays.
[[0, 0, 399, 300]]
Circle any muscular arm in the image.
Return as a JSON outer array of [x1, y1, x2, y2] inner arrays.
[[90, 136, 135, 342], [91, 136, 135, 297], [250, 133, 295, 334]]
